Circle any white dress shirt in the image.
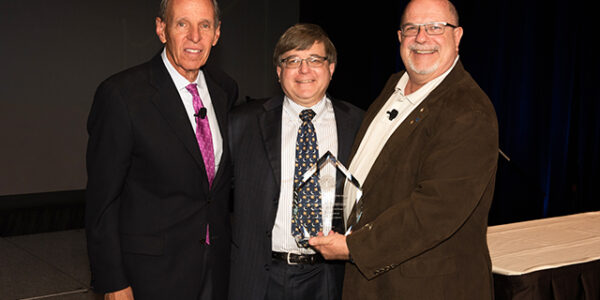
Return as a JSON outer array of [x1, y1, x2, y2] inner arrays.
[[272, 96, 338, 255], [343, 57, 459, 223], [161, 49, 223, 172]]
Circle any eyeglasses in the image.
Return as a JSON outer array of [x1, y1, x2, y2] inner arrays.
[[280, 55, 328, 68], [400, 22, 457, 36]]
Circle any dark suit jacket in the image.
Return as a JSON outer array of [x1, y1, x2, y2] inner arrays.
[[85, 52, 238, 299], [343, 61, 498, 299], [227, 95, 363, 300]]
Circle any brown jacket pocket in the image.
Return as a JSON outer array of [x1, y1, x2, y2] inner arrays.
[[400, 255, 457, 277]]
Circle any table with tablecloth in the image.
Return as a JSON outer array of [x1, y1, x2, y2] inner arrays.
[[487, 211, 600, 299]]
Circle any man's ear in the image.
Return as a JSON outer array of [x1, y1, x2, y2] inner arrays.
[[156, 17, 167, 44], [212, 22, 221, 46], [453, 26, 463, 51]]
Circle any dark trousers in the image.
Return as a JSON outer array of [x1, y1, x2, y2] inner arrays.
[[265, 258, 344, 300]]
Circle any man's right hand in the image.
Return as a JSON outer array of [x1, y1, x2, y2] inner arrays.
[[105, 286, 134, 300]]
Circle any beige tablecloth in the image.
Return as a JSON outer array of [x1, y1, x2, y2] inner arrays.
[[487, 211, 600, 275]]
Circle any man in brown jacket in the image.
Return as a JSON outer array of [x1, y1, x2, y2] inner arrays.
[[309, 0, 498, 298]]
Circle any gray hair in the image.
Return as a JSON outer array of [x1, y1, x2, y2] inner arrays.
[[158, 0, 221, 25]]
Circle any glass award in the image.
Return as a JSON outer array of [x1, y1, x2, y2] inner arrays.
[[293, 151, 363, 246]]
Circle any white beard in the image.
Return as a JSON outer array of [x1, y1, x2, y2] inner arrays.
[[406, 58, 439, 75]]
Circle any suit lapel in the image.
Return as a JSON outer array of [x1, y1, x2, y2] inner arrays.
[[258, 96, 283, 188], [332, 99, 355, 165], [348, 73, 403, 164], [148, 55, 209, 187], [204, 69, 229, 187], [358, 63, 466, 195], [361, 100, 431, 195], [331, 99, 358, 232]]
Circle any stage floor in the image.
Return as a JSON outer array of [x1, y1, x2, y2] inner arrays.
[[0, 229, 98, 300]]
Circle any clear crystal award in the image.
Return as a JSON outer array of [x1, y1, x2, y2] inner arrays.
[[293, 151, 363, 246]]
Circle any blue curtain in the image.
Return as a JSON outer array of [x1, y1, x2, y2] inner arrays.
[[455, 1, 600, 223], [301, 0, 600, 225]]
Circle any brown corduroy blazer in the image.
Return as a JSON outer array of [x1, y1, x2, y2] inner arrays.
[[343, 61, 498, 299]]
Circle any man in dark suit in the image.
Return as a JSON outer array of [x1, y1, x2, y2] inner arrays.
[[228, 24, 363, 300], [85, 0, 238, 299], [310, 0, 498, 299]]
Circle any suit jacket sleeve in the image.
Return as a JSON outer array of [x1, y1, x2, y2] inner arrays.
[[346, 77, 498, 279], [85, 79, 133, 292]]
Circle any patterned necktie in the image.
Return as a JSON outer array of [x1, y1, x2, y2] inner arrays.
[[185, 83, 215, 188], [292, 109, 322, 247]]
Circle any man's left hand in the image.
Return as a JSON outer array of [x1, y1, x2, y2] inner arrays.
[[309, 231, 350, 260]]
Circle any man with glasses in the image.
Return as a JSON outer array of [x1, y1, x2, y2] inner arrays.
[[310, 0, 498, 298], [228, 23, 363, 300]]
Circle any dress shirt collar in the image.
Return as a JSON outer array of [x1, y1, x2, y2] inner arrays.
[[395, 55, 460, 102], [161, 48, 206, 91], [283, 95, 328, 123]]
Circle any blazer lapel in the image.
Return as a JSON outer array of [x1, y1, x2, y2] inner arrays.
[[204, 69, 229, 187], [258, 96, 283, 188], [361, 101, 430, 196], [147, 55, 208, 181], [331, 99, 358, 232], [358, 62, 467, 194], [332, 100, 356, 165], [348, 73, 403, 164]]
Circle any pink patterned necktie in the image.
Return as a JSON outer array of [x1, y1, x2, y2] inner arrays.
[[186, 83, 213, 245], [185, 83, 215, 188]]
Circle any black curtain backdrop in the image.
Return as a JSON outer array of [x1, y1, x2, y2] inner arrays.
[[300, 1, 599, 225]]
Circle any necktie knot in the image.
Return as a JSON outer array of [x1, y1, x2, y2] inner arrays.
[[299, 109, 316, 122], [185, 83, 199, 97]]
